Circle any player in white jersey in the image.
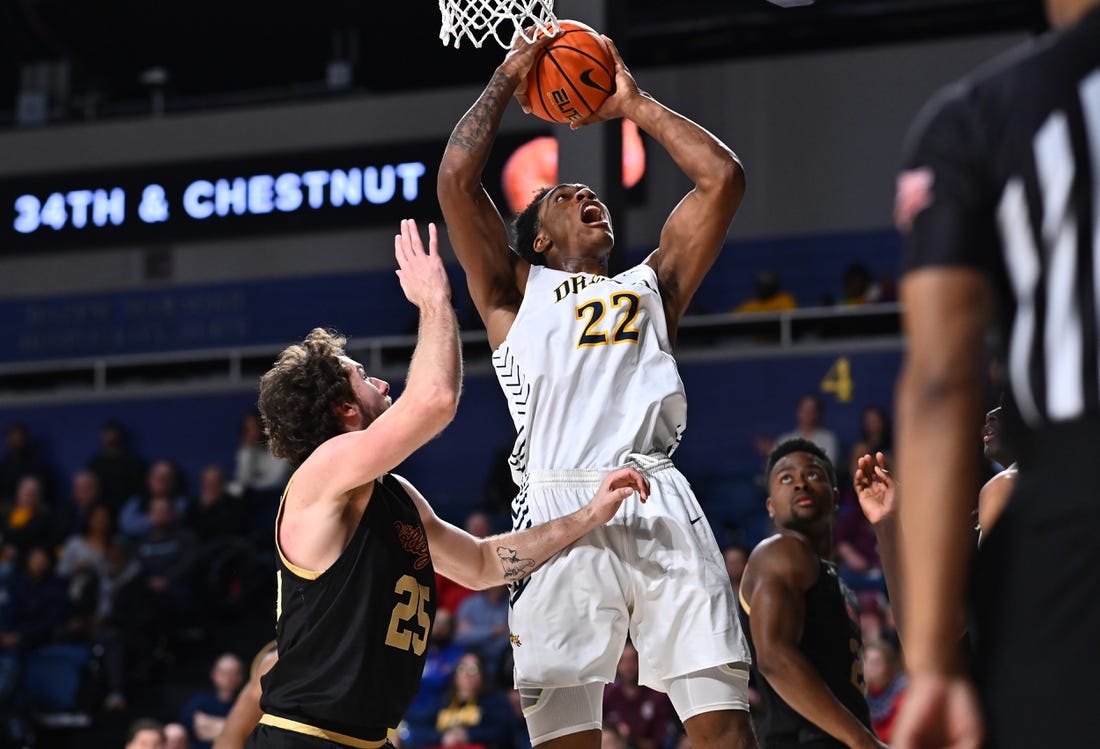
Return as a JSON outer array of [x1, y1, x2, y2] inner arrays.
[[438, 28, 756, 749]]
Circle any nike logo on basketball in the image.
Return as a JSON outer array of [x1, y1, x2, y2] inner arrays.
[[578, 68, 612, 94], [689, 516, 703, 525]]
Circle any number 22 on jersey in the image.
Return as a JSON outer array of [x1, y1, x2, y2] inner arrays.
[[576, 292, 642, 348]]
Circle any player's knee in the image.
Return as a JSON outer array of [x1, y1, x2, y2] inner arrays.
[[520, 684, 603, 746]]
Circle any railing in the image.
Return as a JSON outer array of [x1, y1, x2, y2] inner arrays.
[[0, 303, 902, 405]]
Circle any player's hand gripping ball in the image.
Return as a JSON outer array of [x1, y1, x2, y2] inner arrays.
[[525, 20, 616, 124]]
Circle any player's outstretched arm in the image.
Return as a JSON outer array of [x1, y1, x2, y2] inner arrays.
[[437, 33, 557, 349], [401, 467, 649, 590], [853, 451, 907, 640], [742, 537, 887, 749], [582, 37, 744, 336], [307, 220, 461, 497], [895, 267, 991, 678]]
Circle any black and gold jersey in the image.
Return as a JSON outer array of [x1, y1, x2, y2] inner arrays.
[[737, 558, 871, 748], [259, 473, 436, 744]]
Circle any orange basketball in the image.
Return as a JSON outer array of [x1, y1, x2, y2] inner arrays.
[[525, 20, 615, 125]]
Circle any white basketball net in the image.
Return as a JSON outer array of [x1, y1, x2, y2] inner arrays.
[[438, 0, 559, 49]]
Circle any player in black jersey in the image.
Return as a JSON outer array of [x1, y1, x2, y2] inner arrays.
[[893, 2, 1100, 747], [249, 219, 649, 749], [737, 438, 883, 749]]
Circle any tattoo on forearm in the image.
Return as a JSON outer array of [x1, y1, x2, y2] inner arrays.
[[496, 545, 537, 580], [448, 71, 514, 152]]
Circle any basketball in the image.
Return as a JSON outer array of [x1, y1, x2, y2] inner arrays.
[[525, 20, 616, 124]]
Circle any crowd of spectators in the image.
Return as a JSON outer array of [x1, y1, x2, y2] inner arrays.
[[730, 262, 898, 315], [1, 377, 1010, 749], [0, 413, 287, 748]]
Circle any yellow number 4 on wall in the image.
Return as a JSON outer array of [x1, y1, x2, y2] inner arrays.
[[821, 356, 853, 403]]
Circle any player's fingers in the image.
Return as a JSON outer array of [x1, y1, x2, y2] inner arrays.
[[396, 220, 415, 264], [394, 231, 408, 268], [427, 222, 438, 256], [405, 218, 426, 256], [601, 35, 625, 69]]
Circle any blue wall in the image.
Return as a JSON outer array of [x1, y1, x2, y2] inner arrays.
[[0, 228, 901, 363], [2, 349, 900, 531]]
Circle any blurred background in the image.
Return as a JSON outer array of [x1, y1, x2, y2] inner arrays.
[[0, 1, 1041, 747]]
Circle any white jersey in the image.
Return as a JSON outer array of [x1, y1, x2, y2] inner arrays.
[[493, 262, 686, 482], [496, 264, 753, 693]]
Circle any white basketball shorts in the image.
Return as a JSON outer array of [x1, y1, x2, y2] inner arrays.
[[507, 456, 752, 691]]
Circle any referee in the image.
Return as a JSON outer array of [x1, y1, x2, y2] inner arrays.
[[892, 2, 1100, 748]]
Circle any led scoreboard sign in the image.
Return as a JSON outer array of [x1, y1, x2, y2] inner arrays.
[[0, 138, 496, 252]]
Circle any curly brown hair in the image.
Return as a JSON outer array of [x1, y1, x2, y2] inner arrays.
[[257, 327, 355, 466]]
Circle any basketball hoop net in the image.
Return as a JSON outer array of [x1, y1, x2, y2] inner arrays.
[[438, 0, 559, 49]]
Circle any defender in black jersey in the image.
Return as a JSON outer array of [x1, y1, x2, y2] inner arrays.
[[894, 3, 1100, 747], [737, 439, 882, 749], [249, 220, 649, 748]]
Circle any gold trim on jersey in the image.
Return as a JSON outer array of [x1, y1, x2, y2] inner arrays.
[[738, 588, 751, 615], [273, 473, 323, 580], [258, 714, 387, 748]]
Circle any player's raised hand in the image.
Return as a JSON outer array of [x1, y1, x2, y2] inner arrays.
[[505, 28, 560, 114], [854, 451, 896, 526], [587, 467, 650, 525], [394, 219, 451, 308], [570, 36, 639, 130]]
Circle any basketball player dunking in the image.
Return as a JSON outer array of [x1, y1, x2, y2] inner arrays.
[[437, 29, 757, 749]]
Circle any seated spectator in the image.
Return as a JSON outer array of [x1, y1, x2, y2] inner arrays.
[[165, 722, 189, 749], [0, 421, 53, 507], [603, 641, 677, 749], [54, 469, 104, 541], [2, 545, 69, 653], [857, 591, 890, 648], [4, 475, 57, 555], [755, 393, 840, 467], [435, 510, 493, 618], [86, 420, 148, 515], [178, 653, 245, 749], [425, 652, 514, 749], [863, 640, 907, 743], [187, 466, 245, 541], [57, 503, 116, 642], [125, 717, 166, 749], [187, 465, 258, 617], [228, 410, 289, 538], [95, 538, 152, 711], [733, 269, 798, 314], [0, 548, 23, 708], [57, 502, 114, 581], [453, 584, 510, 681], [211, 639, 278, 749], [119, 460, 190, 540], [839, 262, 873, 305], [845, 405, 893, 485], [833, 489, 886, 595], [130, 495, 201, 645], [723, 543, 749, 593], [405, 608, 466, 731]]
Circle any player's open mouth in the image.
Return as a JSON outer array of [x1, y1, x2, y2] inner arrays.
[[581, 204, 604, 224]]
